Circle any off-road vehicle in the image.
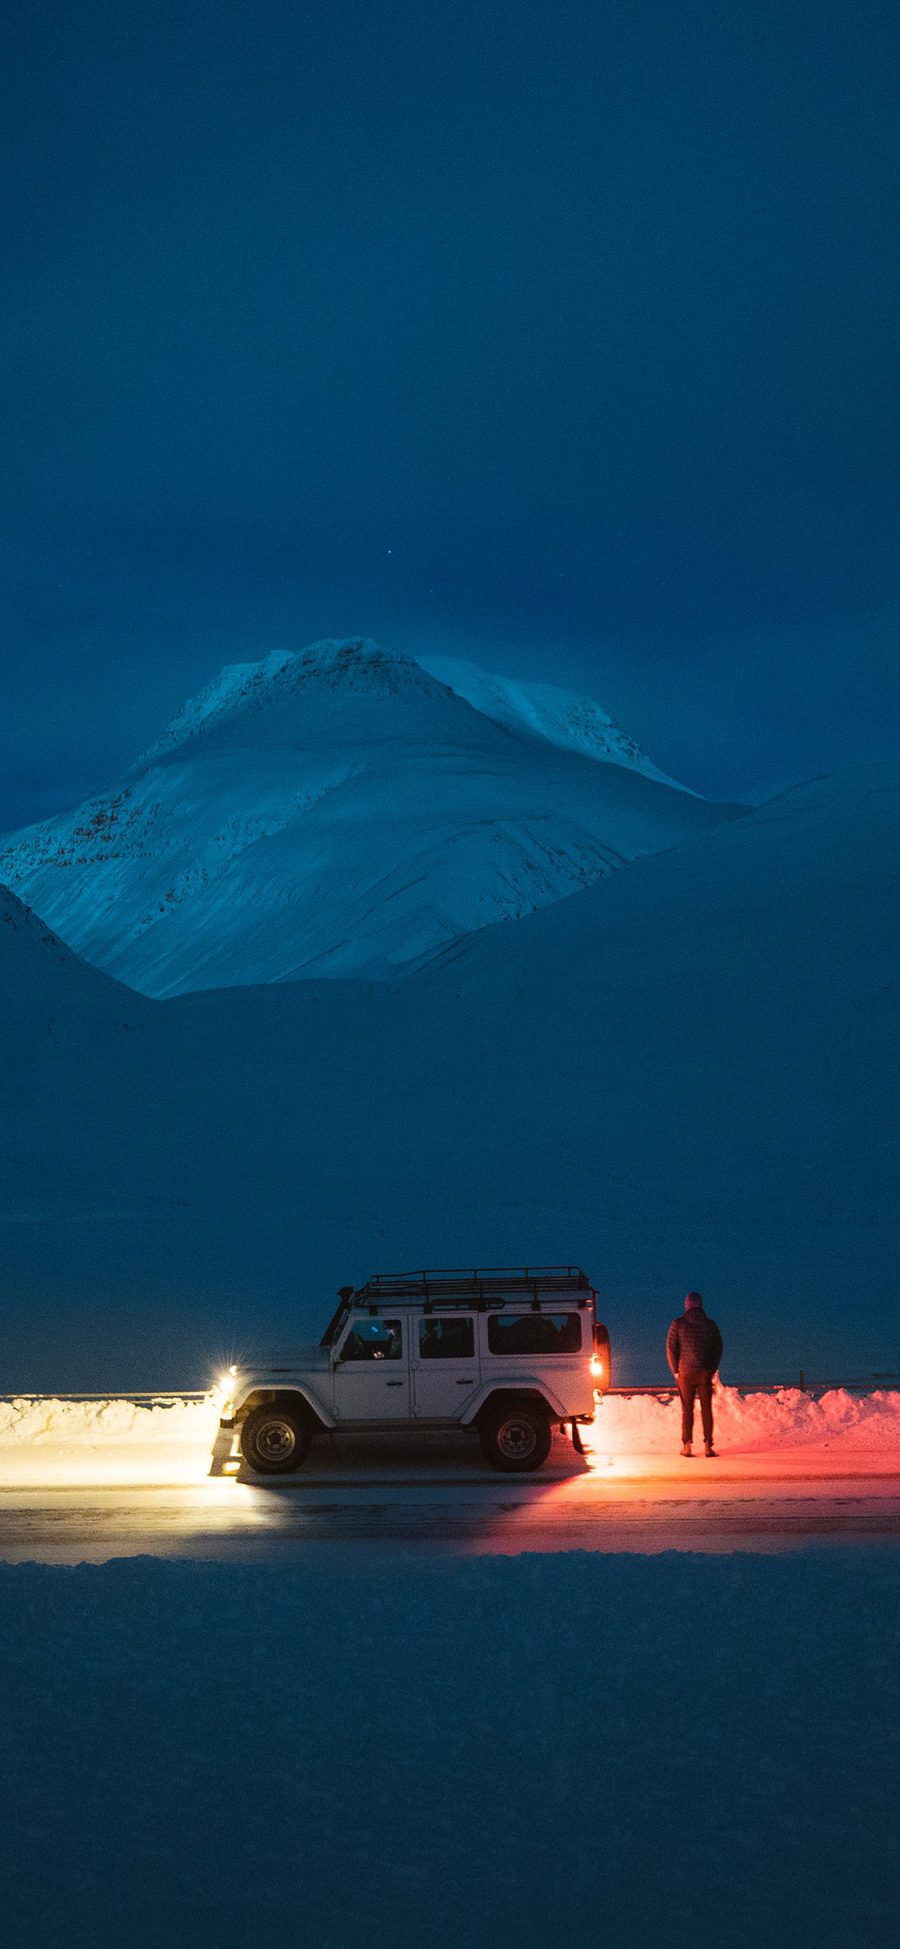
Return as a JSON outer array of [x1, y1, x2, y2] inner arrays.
[[218, 1266, 610, 1473]]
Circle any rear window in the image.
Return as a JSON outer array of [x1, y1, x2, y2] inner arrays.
[[487, 1313, 583, 1355]]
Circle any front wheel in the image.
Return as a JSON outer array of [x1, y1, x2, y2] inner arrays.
[[240, 1403, 311, 1474], [479, 1404, 552, 1473]]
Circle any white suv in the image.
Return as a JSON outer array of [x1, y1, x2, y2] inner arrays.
[[219, 1266, 611, 1473]]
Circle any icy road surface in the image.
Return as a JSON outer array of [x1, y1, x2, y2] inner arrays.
[[3, 1432, 900, 1562], [3, 1389, 900, 1561]]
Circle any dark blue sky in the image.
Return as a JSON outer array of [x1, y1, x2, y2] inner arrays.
[[2, 0, 898, 829]]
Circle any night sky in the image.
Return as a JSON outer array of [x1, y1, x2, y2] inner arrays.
[[2, 0, 898, 832]]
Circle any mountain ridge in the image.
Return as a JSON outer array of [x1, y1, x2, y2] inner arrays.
[[419, 652, 690, 789]]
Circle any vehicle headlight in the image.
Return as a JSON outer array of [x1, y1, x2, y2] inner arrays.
[[215, 1365, 239, 1410]]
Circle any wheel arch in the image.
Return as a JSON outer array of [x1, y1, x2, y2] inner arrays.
[[467, 1386, 558, 1430], [236, 1386, 329, 1434]]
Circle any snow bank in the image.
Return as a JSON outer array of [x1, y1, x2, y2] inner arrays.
[[590, 1385, 900, 1456], [0, 1396, 220, 1484], [0, 1552, 896, 1948], [0, 1396, 217, 1445], [1, 1389, 899, 1487]]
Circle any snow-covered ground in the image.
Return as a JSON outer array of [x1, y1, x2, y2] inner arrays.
[[2, 1389, 898, 1488], [0, 1550, 897, 1947], [0, 637, 726, 994]]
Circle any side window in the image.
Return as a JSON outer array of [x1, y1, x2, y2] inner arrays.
[[487, 1313, 583, 1356], [339, 1319, 402, 1361], [419, 1317, 475, 1360]]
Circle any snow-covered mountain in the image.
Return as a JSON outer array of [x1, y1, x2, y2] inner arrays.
[[0, 636, 728, 996], [2, 760, 898, 1387]]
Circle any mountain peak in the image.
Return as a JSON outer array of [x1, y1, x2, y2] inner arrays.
[[145, 636, 453, 763], [282, 636, 438, 689]]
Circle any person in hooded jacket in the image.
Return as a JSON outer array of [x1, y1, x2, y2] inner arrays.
[[666, 1291, 724, 1457]]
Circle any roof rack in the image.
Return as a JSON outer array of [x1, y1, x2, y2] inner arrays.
[[353, 1266, 594, 1312]]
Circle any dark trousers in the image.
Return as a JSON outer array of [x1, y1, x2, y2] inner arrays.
[[678, 1374, 714, 1445]]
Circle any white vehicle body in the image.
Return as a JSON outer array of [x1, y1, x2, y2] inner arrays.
[[220, 1267, 610, 1473]]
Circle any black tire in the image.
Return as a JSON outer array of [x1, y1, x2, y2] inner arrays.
[[478, 1402, 552, 1473], [240, 1402, 311, 1474]]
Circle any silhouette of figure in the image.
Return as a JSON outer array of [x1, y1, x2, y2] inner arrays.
[[666, 1291, 724, 1457]]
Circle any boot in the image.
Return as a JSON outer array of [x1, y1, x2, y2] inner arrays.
[[704, 1439, 717, 1457], [680, 1441, 693, 1457]]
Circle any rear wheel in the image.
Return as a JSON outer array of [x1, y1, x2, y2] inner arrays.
[[240, 1403, 311, 1474], [479, 1403, 551, 1472]]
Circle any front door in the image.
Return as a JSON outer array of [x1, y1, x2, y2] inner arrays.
[[332, 1314, 411, 1422], [411, 1313, 478, 1419]]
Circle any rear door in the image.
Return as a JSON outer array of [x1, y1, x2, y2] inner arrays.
[[332, 1315, 411, 1422], [412, 1312, 478, 1420], [485, 1309, 590, 1416]]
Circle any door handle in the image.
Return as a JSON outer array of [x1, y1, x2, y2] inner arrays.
[[456, 1378, 475, 1385], [386, 1380, 404, 1387]]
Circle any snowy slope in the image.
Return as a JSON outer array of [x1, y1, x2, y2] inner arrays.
[[1, 762, 897, 1388], [0, 636, 726, 996], [430, 759, 900, 981], [420, 653, 691, 788], [0, 883, 141, 1027]]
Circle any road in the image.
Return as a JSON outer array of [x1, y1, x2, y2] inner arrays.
[[2, 1432, 900, 1560]]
